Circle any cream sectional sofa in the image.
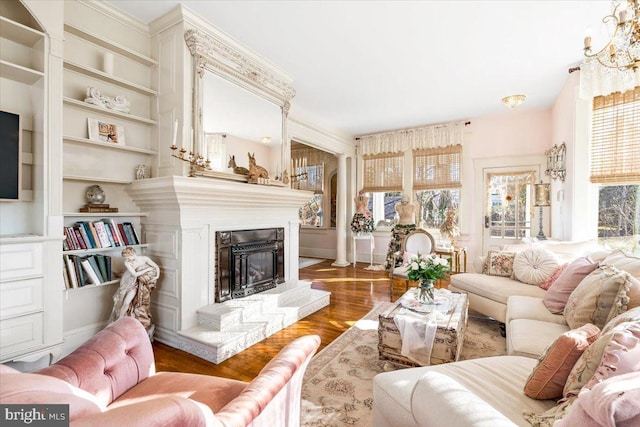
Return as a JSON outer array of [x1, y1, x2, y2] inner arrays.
[[374, 245, 640, 427], [448, 240, 605, 324]]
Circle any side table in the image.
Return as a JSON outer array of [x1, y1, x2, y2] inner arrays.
[[353, 233, 374, 268], [435, 247, 467, 274]]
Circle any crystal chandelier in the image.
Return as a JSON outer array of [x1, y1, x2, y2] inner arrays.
[[583, 0, 640, 72]]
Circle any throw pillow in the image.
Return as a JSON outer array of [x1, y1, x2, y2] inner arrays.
[[605, 274, 640, 325], [563, 264, 627, 330], [482, 250, 516, 277], [563, 320, 640, 400], [539, 263, 568, 290], [543, 257, 599, 314], [555, 372, 640, 427], [512, 248, 560, 285], [602, 249, 640, 280], [583, 321, 640, 390], [524, 323, 600, 400], [602, 306, 640, 334]]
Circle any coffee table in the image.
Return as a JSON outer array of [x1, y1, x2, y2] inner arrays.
[[378, 288, 469, 367]]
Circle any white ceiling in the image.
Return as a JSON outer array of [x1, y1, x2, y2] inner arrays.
[[107, 0, 611, 137]]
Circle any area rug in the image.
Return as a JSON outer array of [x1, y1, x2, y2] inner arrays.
[[300, 257, 326, 269], [300, 303, 506, 426]]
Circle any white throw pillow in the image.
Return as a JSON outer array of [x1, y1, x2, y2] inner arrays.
[[513, 248, 560, 285]]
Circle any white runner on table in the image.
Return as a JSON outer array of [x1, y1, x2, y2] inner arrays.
[[393, 288, 453, 366]]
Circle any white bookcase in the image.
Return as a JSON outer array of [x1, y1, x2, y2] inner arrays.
[[60, 1, 158, 354], [0, 0, 64, 366]]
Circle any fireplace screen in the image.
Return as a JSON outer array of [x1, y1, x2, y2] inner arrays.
[[216, 228, 284, 302]]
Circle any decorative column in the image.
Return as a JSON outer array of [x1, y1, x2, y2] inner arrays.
[[332, 153, 350, 267]]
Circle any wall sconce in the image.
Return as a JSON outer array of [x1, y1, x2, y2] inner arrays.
[[545, 142, 566, 182], [534, 181, 551, 240]]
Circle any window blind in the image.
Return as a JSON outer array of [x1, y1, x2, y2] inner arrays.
[[590, 87, 640, 184], [413, 144, 462, 190], [362, 152, 404, 192]]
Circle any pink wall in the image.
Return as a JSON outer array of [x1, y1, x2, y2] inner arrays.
[[468, 108, 551, 159]]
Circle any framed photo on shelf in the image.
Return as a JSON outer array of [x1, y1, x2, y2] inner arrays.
[[88, 118, 125, 145]]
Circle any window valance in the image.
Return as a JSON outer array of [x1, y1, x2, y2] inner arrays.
[[357, 121, 466, 156]]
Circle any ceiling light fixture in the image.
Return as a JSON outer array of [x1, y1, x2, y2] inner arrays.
[[261, 136, 271, 144], [501, 94, 527, 108], [583, 0, 640, 72]]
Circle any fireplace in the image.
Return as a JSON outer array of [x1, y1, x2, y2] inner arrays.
[[215, 227, 285, 302]]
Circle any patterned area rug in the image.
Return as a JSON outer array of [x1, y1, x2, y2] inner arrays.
[[300, 303, 506, 426]]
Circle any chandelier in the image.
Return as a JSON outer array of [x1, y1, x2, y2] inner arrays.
[[583, 0, 640, 72], [501, 94, 527, 108]]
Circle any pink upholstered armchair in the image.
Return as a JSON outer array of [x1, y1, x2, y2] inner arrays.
[[0, 317, 320, 426]]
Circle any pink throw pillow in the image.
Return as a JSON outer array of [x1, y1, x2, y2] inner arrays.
[[539, 263, 568, 290], [524, 323, 600, 400], [555, 372, 640, 427], [543, 257, 598, 314]]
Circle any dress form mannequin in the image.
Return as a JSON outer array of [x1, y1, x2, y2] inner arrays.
[[395, 197, 417, 225], [351, 191, 374, 234], [385, 196, 417, 271]]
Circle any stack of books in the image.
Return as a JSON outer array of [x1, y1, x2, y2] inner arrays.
[[63, 220, 140, 251], [79, 203, 119, 213]]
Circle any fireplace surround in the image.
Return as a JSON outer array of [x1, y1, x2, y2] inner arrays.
[[216, 227, 285, 302]]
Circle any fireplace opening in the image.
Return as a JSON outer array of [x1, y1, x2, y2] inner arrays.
[[216, 228, 285, 302]]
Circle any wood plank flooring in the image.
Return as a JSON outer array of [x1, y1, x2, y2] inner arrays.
[[153, 260, 421, 382]]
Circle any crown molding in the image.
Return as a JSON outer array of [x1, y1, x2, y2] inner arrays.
[[80, 0, 151, 36]]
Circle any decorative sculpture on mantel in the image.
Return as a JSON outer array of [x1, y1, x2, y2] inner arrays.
[[248, 152, 269, 181], [84, 87, 130, 113], [228, 155, 249, 175]]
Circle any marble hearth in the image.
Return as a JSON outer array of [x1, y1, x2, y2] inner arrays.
[[126, 176, 330, 362]]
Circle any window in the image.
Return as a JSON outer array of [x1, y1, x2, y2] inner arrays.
[[413, 144, 462, 190], [486, 172, 534, 239], [297, 163, 324, 226], [362, 153, 404, 192], [597, 185, 639, 252], [591, 88, 640, 253], [366, 191, 402, 227], [415, 189, 460, 234]]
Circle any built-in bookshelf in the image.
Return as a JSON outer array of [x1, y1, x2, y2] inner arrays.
[[62, 214, 148, 291]]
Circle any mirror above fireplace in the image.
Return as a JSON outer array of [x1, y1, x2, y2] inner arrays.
[[184, 29, 296, 179]]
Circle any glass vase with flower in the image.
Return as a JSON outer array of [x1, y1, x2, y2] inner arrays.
[[404, 253, 450, 303]]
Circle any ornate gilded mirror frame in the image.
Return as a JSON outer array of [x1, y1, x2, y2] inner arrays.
[[184, 28, 296, 181]]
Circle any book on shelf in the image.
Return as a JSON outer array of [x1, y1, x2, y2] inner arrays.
[[87, 255, 105, 282], [87, 222, 102, 248], [104, 218, 125, 246], [81, 258, 102, 285], [123, 222, 140, 245], [95, 254, 111, 281], [73, 227, 87, 249], [79, 203, 119, 213], [68, 254, 86, 287], [93, 221, 112, 248]]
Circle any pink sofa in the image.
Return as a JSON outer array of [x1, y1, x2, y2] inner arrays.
[[0, 317, 320, 426]]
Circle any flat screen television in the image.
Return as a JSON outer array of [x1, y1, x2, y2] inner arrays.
[[0, 110, 22, 201]]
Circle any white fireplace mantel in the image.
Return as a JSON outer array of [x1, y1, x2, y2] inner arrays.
[[125, 175, 316, 347]]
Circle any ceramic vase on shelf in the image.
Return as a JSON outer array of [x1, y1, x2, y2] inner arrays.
[[418, 279, 435, 304]]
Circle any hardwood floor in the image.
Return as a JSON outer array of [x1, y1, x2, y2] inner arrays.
[[153, 260, 413, 382]]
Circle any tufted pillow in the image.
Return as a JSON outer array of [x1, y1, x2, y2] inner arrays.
[[524, 323, 600, 400], [512, 248, 560, 285], [555, 372, 640, 427], [483, 250, 516, 277], [563, 264, 628, 330], [539, 263, 568, 290], [543, 257, 599, 314], [563, 320, 640, 400]]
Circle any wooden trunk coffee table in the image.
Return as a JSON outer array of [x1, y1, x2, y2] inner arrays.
[[378, 288, 469, 367]]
